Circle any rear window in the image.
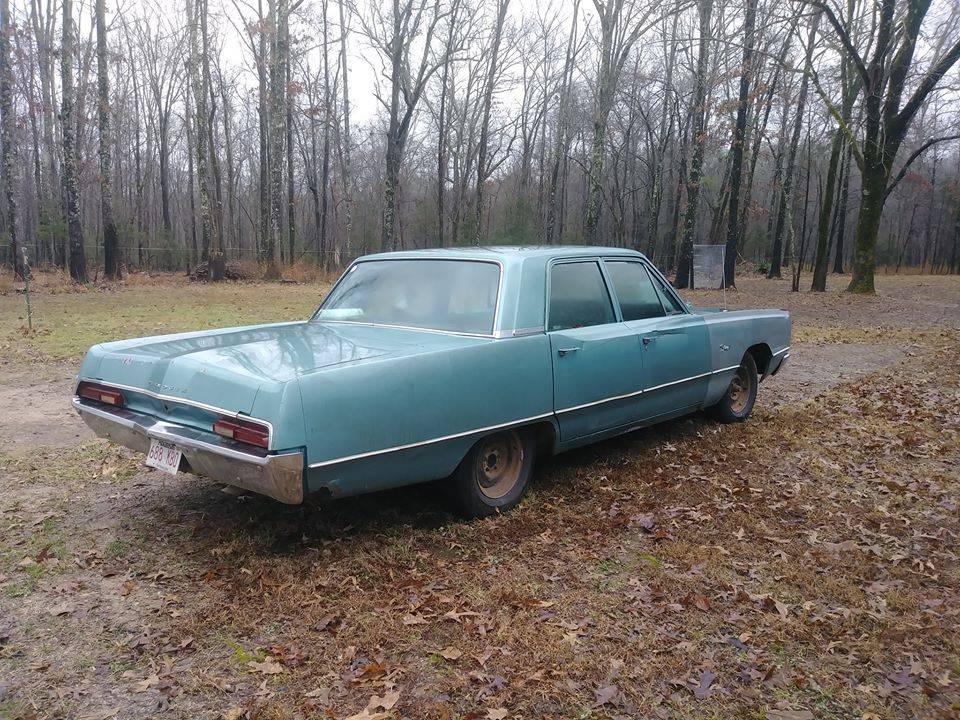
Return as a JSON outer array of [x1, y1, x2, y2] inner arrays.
[[316, 259, 500, 335]]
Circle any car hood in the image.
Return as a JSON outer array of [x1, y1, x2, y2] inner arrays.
[[81, 321, 486, 413]]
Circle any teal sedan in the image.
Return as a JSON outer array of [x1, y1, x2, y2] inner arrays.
[[73, 247, 790, 517]]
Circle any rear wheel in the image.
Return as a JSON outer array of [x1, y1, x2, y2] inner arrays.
[[451, 428, 536, 518], [709, 353, 758, 423]]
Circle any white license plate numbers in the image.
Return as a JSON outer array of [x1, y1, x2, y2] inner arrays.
[[146, 439, 182, 475]]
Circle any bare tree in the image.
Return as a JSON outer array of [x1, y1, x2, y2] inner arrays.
[[768, 10, 818, 279], [811, 0, 960, 292], [722, 0, 757, 287], [0, 0, 19, 278], [61, 0, 86, 283], [358, 0, 451, 250], [96, 0, 121, 279], [475, 0, 510, 244], [675, 0, 713, 289]]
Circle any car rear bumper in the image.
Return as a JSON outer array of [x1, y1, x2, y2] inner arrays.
[[72, 397, 304, 504]]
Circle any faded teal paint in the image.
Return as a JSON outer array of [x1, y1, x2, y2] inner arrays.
[[75, 247, 791, 502]]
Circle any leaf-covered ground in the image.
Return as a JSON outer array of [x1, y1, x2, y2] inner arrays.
[[0, 273, 958, 720]]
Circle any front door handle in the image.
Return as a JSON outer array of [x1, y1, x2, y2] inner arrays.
[[557, 347, 580, 356], [642, 335, 656, 346]]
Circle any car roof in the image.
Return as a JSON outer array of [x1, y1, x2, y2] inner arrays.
[[358, 245, 647, 263]]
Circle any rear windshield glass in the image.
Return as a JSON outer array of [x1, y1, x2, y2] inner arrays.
[[315, 259, 500, 335]]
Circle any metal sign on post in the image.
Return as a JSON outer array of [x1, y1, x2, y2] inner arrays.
[[692, 244, 726, 310]]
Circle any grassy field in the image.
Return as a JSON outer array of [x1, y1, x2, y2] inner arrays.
[[0, 272, 958, 720], [0, 278, 327, 363]]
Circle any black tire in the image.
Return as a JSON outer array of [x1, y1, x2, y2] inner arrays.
[[451, 428, 536, 518], [708, 353, 758, 423]]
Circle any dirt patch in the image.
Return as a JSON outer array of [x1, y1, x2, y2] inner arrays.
[[0, 364, 86, 453], [759, 342, 905, 408]]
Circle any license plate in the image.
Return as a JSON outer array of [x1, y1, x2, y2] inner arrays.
[[146, 439, 182, 475]]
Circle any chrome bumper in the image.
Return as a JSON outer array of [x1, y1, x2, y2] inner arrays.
[[72, 397, 304, 504]]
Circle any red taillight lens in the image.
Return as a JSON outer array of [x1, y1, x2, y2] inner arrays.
[[77, 381, 125, 407], [213, 416, 269, 449]]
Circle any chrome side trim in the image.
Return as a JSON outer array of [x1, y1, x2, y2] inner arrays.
[[555, 387, 644, 414], [308, 411, 555, 468], [510, 326, 546, 338], [308, 364, 743, 469], [556, 364, 739, 415], [75, 377, 276, 449], [773, 345, 791, 355]]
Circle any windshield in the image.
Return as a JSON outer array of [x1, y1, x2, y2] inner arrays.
[[316, 259, 500, 335]]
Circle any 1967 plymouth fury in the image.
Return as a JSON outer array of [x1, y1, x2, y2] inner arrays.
[[73, 247, 790, 517]]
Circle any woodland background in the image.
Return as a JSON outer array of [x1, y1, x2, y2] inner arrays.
[[1, 0, 960, 293]]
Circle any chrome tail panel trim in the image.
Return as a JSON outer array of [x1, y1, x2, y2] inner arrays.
[[73, 398, 303, 504]]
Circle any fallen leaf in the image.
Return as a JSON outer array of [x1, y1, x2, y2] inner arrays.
[[486, 709, 509, 720], [439, 646, 463, 660], [304, 687, 330, 702], [766, 711, 813, 720], [48, 602, 75, 617], [593, 684, 619, 706], [134, 674, 160, 693], [692, 669, 716, 699], [371, 690, 400, 710], [247, 658, 284, 675]]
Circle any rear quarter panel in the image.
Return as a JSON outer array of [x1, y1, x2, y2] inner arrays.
[[701, 310, 791, 405], [298, 334, 554, 497]]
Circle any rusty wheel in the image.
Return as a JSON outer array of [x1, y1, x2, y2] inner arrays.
[[475, 431, 524, 500], [727, 364, 751, 415], [708, 353, 758, 424], [452, 428, 536, 518]]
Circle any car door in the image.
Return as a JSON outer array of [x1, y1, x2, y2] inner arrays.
[[603, 259, 711, 421], [548, 259, 645, 441]]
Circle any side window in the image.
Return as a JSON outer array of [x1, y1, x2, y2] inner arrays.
[[647, 268, 687, 315], [548, 262, 616, 331], [605, 261, 665, 321]]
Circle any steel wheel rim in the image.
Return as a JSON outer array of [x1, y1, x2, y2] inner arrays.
[[475, 431, 523, 500], [728, 364, 751, 414]]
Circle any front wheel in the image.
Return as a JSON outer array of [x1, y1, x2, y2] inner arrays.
[[451, 428, 536, 518], [708, 353, 758, 423]]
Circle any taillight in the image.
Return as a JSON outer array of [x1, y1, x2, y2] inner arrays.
[[77, 381, 125, 407], [213, 416, 269, 449]]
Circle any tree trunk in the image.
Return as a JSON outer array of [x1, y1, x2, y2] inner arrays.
[[336, 0, 352, 261], [61, 0, 86, 283], [810, 128, 844, 291], [188, 0, 216, 276], [674, 0, 713, 289], [319, 0, 332, 267], [201, 0, 225, 280], [831, 145, 852, 273], [285, 9, 295, 266], [96, 0, 120, 279], [768, 12, 817, 279], [722, 0, 756, 288], [0, 0, 20, 278], [475, 0, 510, 244], [848, 157, 888, 293]]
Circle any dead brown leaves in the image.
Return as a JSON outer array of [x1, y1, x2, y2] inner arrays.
[[1, 286, 959, 718]]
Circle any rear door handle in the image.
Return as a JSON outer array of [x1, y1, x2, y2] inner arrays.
[[642, 335, 656, 346], [557, 347, 580, 356]]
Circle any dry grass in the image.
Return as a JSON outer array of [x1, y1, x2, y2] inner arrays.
[[0, 274, 958, 720]]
